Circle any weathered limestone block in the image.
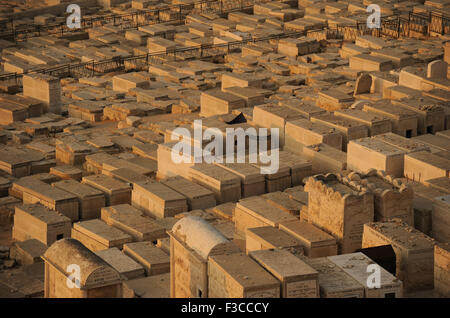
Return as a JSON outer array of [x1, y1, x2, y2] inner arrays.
[[132, 180, 188, 219], [279, 220, 338, 257], [355, 35, 389, 50], [335, 109, 392, 137], [302, 256, 365, 298], [262, 191, 304, 216], [432, 195, 450, 243], [362, 221, 436, 292], [302, 143, 347, 175], [208, 252, 281, 298], [55, 142, 93, 166], [363, 101, 418, 138], [72, 219, 133, 252], [112, 72, 150, 93], [347, 137, 407, 178], [304, 174, 374, 254], [277, 37, 319, 57], [285, 118, 343, 152], [310, 114, 369, 151], [328, 252, 403, 298], [189, 164, 241, 204], [0, 103, 28, 125], [82, 174, 132, 206], [221, 72, 264, 90], [52, 179, 105, 220], [161, 176, 216, 210], [13, 204, 71, 246], [434, 243, 450, 297], [50, 165, 83, 181], [23, 74, 61, 114], [316, 89, 354, 111], [101, 204, 166, 242], [15, 177, 79, 221], [200, 89, 246, 117], [253, 104, 304, 148], [9, 239, 47, 265], [404, 151, 450, 182], [392, 98, 446, 134], [168, 216, 240, 297], [123, 241, 169, 276], [249, 249, 319, 298], [215, 163, 265, 198], [95, 247, 145, 280], [349, 54, 392, 72], [351, 170, 414, 225], [234, 196, 297, 237], [41, 238, 122, 298]]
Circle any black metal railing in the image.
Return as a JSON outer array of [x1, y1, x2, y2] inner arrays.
[[1, 9, 449, 86], [0, 29, 323, 84], [0, 0, 264, 42]]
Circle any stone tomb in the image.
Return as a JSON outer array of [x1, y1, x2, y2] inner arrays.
[[169, 216, 240, 298], [122, 273, 170, 298], [132, 180, 188, 219], [262, 191, 304, 216], [9, 238, 47, 265], [101, 204, 167, 243], [156, 141, 201, 180], [305, 174, 374, 254], [310, 114, 369, 151], [354, 171, 414, 225], [22, 73, 61, 114], [302, 143, 347, 175], [234, 196, 298, 237], [373, 132, 429, 154], [279, 220, 338, 257], [50, 165, 83, 181], [42, 239, 122, 298], [71, 219, 133, 252], [200, 89, 246, 117], [278, 150, 312, 187], [362, 221, 436, 291], [123, 241, 170, 276], [215, 162, 266, 198], [328, 252, 403, 298], [297, 256, 365, 298], [15, 177, 79, 221], [363, 101, 418, 138], [13, 204, 71, 246], [434, 243, 450, 297], [249, 249, 319, 298], [95, 247, 146, 280], [52, 179, 106, 220], [404, 151, 450, 182], [104, 167, 151, 184], [284, 118, 343, 153], [253, 104, 304, 148], [189, 164, 241, 204], [161, 176, 216, 210], [316, 89, 354, 111], [82, 174, 132, 206], [432, 195, 450, 243], [349, 54, 392, 72], [249, 156, 292, 193], [392, 99, 445, 135], [347, 137, 407, 177], [208, 252, 280, 298], [245, 226, 304, 257], [335, 109, 392, 137]]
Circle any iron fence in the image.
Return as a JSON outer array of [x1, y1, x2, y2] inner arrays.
[[0, 0, 266, 42]]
